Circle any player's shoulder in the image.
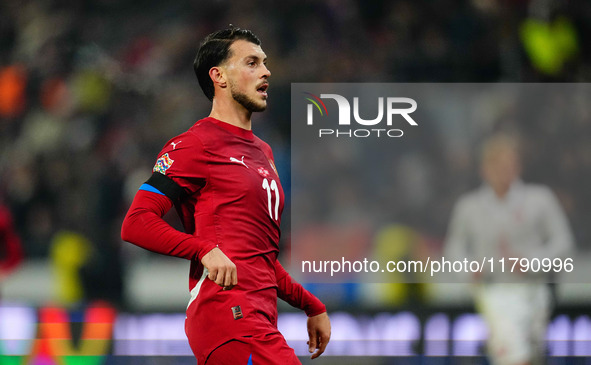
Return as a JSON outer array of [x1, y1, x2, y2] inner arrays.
[[187, 117, 216, 134], [162, 130, 198, 147], [152, 120, 211, 177], [457, 188, 483, 205], [157, 131, 201, 158], [158, 120, 211, 153], [522, 183, 552, 195], [253, 135, 274, 159], [452, 188, 485, 214], [185, 118, 219, 142], [187, 117, 246, 145], [522, 183, 557, 203]]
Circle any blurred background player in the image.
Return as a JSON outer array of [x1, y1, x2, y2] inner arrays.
[[444, 134, 574, 365], [0, 202, 23, 298], [121, 27, 330, 364]]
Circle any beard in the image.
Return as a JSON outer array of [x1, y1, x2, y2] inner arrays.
[[230, 81, 267, 112]]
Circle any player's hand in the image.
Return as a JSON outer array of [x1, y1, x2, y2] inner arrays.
[[201, 247, 237, 290], [307, 312, 331, 359]]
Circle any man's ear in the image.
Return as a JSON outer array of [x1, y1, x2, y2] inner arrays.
[[209, 66, 227, 89]]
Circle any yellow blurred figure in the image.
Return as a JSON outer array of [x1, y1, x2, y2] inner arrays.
[[50, 231, 92, 305], [368, 224, 428, 307], [521, 16, 578, 76]]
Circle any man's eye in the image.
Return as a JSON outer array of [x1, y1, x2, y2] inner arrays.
[[248, 61, 256, 66]]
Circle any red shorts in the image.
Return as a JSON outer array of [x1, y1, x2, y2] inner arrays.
[[204, 332, 301, 365]]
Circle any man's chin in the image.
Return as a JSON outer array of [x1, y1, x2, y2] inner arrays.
[[250, 101, 267, 112], [232, 92, 267, 113]]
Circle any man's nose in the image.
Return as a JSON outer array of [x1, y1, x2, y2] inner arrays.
[[262, 64, 271, 78]]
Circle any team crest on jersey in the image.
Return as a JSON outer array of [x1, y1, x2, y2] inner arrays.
[[257, 167, 270, 178], [153, 153, 174, 175]]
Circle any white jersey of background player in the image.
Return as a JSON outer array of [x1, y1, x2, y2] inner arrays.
[[445, 134, 574, 365]]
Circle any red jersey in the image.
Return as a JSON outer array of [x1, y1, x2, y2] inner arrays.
[[0, 205, 23, 274], [122, 117, 325, 362], [163, 117, 284, 353]]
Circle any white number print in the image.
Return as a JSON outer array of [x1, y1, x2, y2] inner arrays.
[[262, 178, 280, 221]]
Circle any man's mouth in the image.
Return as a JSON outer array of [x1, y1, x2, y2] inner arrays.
[[257, 83, 269, 98]]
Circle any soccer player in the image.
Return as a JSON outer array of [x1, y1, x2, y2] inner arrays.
[[0, 203, 23, 296], [121, 27, 330, 364], [444, 134, 574, 365]]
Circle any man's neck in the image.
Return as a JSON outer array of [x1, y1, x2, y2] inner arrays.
[[493, 187, 509, 199], [490, 181, 517, 200], [209, 97, 252, 130]]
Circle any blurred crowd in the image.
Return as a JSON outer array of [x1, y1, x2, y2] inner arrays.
[[0, 0, 590, 308]]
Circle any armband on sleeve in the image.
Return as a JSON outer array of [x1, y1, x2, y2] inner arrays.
[[140, 172, 188, 203]]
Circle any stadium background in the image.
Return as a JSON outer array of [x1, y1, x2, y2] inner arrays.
[[0, 0, 590, 363]]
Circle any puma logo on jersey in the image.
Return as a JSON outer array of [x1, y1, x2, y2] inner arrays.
[[170, 141, 182, 149], [229, 156, 248, 168]]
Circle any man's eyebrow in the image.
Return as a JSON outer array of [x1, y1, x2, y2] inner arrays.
[[244, 55, 268, 62]]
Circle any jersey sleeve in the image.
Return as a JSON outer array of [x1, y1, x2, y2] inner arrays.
[[275, 259, 326, 317], [148, 132, 208, 198], [121, 131, 217, 261], [532, 187, 574, 259], [121, 189, 217, 261]]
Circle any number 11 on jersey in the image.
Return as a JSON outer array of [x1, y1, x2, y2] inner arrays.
[[262, 178, 279, 221]]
